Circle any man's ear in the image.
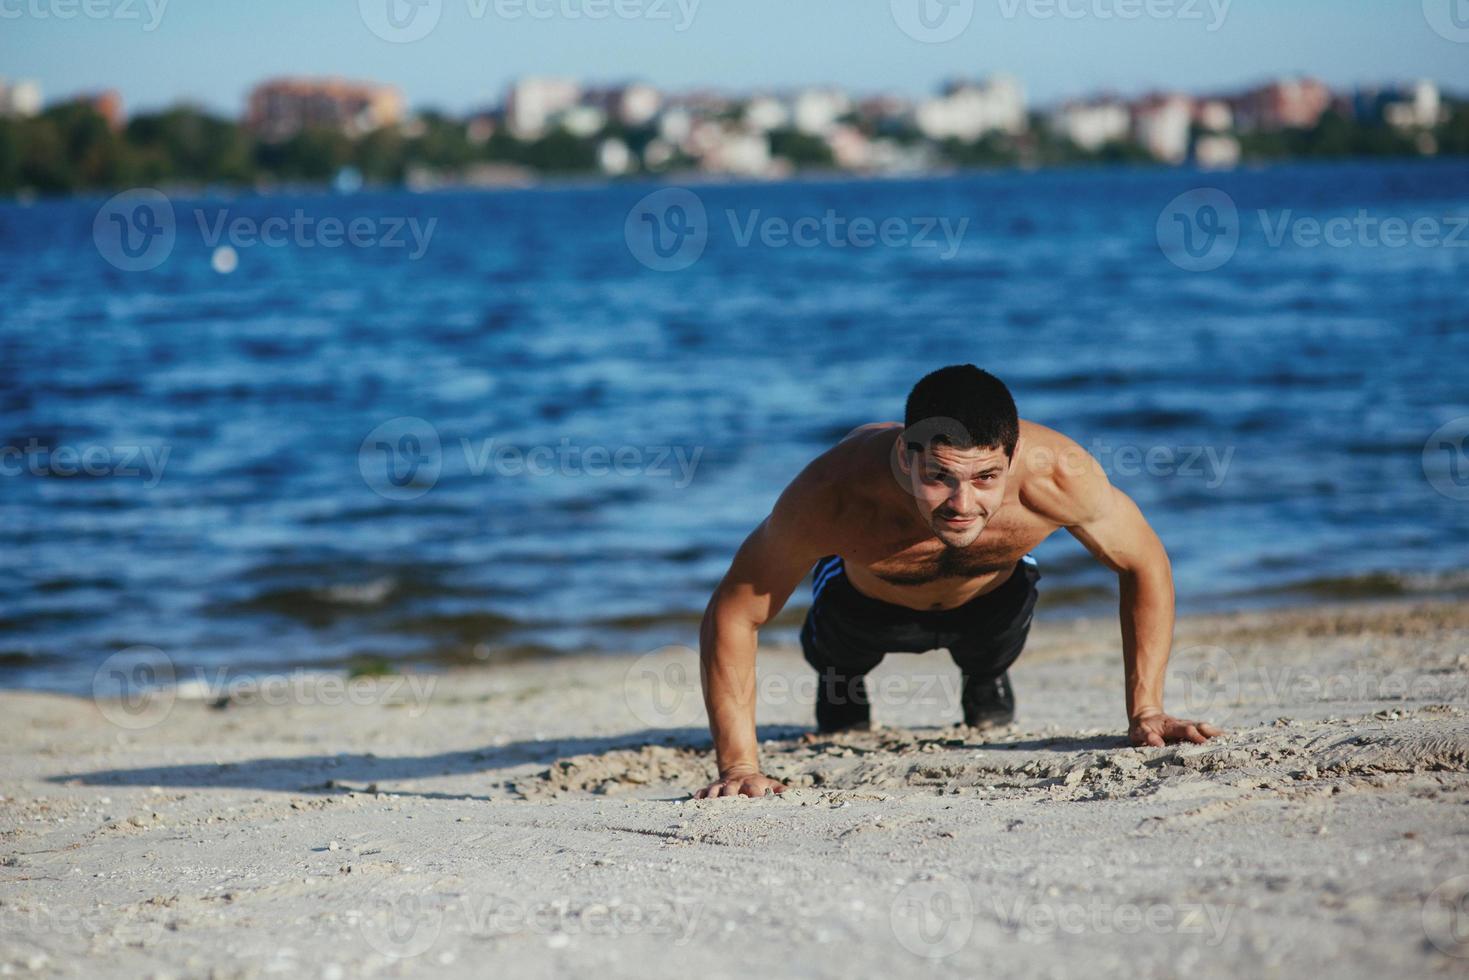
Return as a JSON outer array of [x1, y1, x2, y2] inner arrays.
[[895, 442, 914, 476]]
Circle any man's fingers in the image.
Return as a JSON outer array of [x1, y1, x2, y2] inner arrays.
[[1198, 722, 1224, 738], [1182, 724, 1206, 744], [1146, 731, 1165, 748]]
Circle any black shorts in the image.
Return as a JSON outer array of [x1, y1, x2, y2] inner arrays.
[[799, 555, 1041, 683]]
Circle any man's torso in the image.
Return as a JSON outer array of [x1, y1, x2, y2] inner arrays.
[[811, 421, 1078, 611]]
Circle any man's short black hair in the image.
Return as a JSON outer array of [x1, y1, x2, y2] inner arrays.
[[904, 365, 1019, 459]]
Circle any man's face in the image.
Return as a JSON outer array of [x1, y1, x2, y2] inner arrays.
[[901, 441, 1011, 548]]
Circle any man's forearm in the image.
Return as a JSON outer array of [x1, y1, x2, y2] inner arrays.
[[698, 606, 762, 775], [1119, 562, 1175, 721]]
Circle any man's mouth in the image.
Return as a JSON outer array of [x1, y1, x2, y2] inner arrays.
[[937, 512, 979, 529]]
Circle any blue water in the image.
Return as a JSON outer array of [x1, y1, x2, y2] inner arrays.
[[2, 159, 1467, 692]]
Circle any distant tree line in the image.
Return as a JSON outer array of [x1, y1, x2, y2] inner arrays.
[[1, 98, 1466, 197]]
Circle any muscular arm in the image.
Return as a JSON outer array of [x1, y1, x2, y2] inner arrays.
[[694, 470, 834, 798], [1034, 441, 1221, 746]]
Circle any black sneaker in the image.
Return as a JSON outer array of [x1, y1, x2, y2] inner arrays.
[[816, 672, 872, 734], [962, 671, 1016, 729]]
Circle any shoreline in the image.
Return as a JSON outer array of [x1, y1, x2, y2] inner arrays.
[[6, 580, 1469, 697], [3, 597, 1467, 976], [5, 153, 1467, 206]]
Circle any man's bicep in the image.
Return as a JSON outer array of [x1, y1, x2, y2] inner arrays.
[[713, 490, 830, 629], [1065, 485, 1161, 575]]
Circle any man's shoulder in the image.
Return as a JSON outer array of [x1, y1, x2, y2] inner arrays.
[[1013, 419, 1112, 527], [774, 423, 896, 523]]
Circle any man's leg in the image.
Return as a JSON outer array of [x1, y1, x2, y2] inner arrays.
[[945, 557, 1041, 728]]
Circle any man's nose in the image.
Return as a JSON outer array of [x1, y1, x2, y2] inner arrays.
[[947, 483, 973, 513]]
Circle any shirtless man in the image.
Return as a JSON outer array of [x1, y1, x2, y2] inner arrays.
[[695, 364, 1222, 799]]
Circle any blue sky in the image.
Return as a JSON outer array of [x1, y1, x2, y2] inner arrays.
[[2, 0, 1466, 115]]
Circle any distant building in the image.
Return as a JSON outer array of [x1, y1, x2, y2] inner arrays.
[[1049, 100, 1130, 152], [585, 83, 661, 128], [744, 96, 791, 134], [825, 124, 872, 170], [792, 88, 850, 136], [465, 110, 499, 144], [505, 77, 580, 139], [1132, 93, 1194, 163], [598, 138, 633, 175], [559, 105, 606, 138], [1383, 80, 1441, 129], [1230, 78, 1330, 132], [1194, 99, 1233, 133], [247, 78, 402, 141], [1194, 135, 1241, 170], [0, 78, 42, 118], [915, 76, 1025, 142]]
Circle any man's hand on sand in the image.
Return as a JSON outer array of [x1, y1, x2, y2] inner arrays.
[[694, 769, 787, 799], [1129, 711, 1224, 747]]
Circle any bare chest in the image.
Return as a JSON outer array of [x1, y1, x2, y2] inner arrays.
[[853, 511, 1054, 587]]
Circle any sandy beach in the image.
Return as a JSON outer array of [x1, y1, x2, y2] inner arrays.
[[3, 598, 1468, 978]]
